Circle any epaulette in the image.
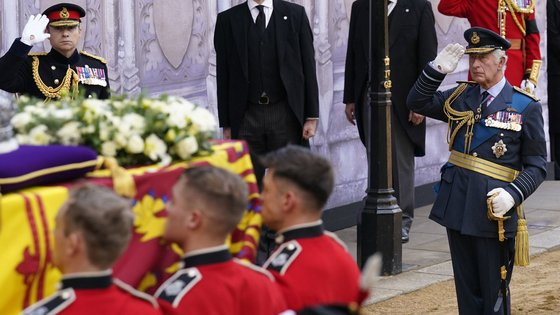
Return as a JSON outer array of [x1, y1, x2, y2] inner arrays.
[[28, 52, 48, 56], [325, 231, 349, 252], [22, 288, 76, 315], [233, 258, 275, 281], [513, 86, 539, 102], [114, 279, 159, 309], [456, 80, 478, 86], [263, 240, 302, 275], [154, 267, 202, 307], [80, 51, 107, 64]]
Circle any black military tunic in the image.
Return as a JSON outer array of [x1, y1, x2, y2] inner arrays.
[[0, 39, 110, 100]]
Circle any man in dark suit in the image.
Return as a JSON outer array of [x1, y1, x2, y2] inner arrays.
[[548, 0, 560, 179], [214, 0, 319, 265], [214, 0, 319, 185], [407, 28, 547, 314], [343, 0, 437, 242]]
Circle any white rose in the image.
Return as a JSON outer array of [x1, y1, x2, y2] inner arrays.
[[57, 121, 82, 145], [126, 134, 145, 154], [83, 99, 109, 117], [101, 141, 118, 157], [16, 134, 30, 144], [123, 113, 146, 133], [144, 134, 167, 161], [176, 136, 198, 160], [29, 125, 52, 145], [52, 108, 74, 120], [10, 112, 32, 131], [189, 107, 217, 133], [114, 133, 128, 148], [167, 112, 187, 129]]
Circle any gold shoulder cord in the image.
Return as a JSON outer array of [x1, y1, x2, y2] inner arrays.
[[500, 0, 534, 37], [443, 83, 474, 153], [32, 56, 79, 100]]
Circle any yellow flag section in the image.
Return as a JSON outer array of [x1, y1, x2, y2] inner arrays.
[[0, 187, 67, 315], [0, 140, 262, 314]]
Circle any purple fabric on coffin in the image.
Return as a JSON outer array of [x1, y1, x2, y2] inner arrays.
[[0, 145, 98, 193]]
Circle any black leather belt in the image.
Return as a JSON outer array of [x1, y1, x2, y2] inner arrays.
[[258, 95, 270, 105]]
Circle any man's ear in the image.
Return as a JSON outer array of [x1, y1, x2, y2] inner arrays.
[[186, 209, 203, 229], [283, 190, 298, 213], [66, 231, 83, 257]]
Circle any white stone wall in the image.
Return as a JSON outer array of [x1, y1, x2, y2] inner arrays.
[[0, 0, 548, 208]]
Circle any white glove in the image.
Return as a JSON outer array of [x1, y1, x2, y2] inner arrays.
[[487, 188, 515, 218], [360, 253, 382, 291], [432, 43, 465, 74], [20, 15, 50, 46], [520, 79, 536, 95]]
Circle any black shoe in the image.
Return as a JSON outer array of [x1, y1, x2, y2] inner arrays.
[[401, 228, 409, 243]]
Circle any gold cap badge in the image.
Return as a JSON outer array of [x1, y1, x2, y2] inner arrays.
[[60, 7, 70, 19], [471, 32, 480, 44]]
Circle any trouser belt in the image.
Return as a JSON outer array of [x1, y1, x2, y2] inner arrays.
[[448, 150, 519, 182]]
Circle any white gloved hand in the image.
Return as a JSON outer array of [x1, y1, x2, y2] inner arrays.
[[360, 253, 382, 291], [432, 43, 465, 74], [520, 79, 536, 95], [487, 188, 515, 218], [20, 15, 50, 46]]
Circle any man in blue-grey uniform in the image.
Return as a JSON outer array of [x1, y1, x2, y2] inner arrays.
[[407, 27, 547, 314]]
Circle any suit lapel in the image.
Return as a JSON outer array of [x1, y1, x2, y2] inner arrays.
[[484, 82, 512, 117], [389, 0, 405, 49], [273, 0, 288, 64], [232, 3, 251, 79], [464, 85, 481, 111]]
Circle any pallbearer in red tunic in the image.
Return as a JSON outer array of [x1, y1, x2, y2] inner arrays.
[[438, 0, 541, 93], [260, 146, 361, 311], [22, 186, 162, 315], [155, 166, 286, 315]]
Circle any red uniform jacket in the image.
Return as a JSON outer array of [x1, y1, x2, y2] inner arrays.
[[155, 246, 286, 315], [439, 0, 541, 86], [22, 271, 162, 315], [264, 222, 361, 311]]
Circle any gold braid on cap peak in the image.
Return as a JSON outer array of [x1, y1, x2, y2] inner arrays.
[[32, 56, 79, 100], [443, 83, 474, 153]]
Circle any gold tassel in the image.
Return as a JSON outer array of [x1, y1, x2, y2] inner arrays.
[[102, 157, 137, 198], [514, 205, 530, 266]]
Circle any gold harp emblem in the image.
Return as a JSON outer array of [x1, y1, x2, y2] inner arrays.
[[471, 32, 480, 45], [60, 7, 70, 19]]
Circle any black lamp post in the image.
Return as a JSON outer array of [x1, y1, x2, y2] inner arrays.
[[356, 0, 402, 275]]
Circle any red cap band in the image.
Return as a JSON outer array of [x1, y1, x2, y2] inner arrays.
[[47, 7, 81, 21]]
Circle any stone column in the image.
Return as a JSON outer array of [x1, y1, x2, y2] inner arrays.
[[119, 0, 140, 96], [2, 0, 18, 53], [312, 0, 333, 151]]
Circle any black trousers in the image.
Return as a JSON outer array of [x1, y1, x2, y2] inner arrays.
[[447, 228, 515, 315], [238, 100, 304, 265]]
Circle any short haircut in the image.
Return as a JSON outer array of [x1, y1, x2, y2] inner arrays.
[[179, 166, 248, 235], [491, 49, 508, 73], [62, 185, 134, 269], [261, 145, 334, 210]]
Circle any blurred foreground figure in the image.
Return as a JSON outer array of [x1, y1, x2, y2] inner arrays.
[[23, 185, 162, 315]]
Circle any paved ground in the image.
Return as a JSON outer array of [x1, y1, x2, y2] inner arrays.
[[335, 180, 560, 305]]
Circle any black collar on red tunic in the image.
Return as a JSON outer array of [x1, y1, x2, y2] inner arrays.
[[182, 248, 232, 268], [48, 48, 80, 65], [277, 222, 324, 243], [60, 271, 112, 290]]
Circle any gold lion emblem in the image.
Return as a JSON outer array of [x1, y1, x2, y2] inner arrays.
[[471, 32, 480, 44], [60, 7, 70, 19]]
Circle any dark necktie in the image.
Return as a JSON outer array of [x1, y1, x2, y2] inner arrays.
[[476, 91, 490, 121], [256, 5, 266, 36]]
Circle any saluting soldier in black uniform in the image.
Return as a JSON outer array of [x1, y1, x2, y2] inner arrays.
[[407, 28, 547, 314], [0, 3, 110, 100]]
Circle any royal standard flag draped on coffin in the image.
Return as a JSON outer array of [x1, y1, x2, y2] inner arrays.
[[0, 140, 262, 314]]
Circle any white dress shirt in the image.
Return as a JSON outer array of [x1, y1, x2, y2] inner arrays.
[[388, 0, 398, 15], [481, 76, 506, 106]]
